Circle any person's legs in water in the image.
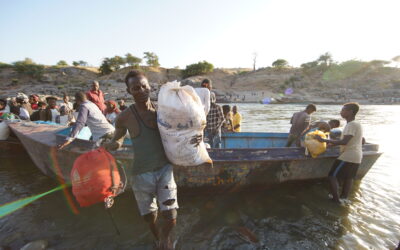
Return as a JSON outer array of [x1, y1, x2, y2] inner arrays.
[[328, 176, 340, 202], [340, 178, 353, 199], [160, 209, 177, 249], [143, 211, 160, 243]]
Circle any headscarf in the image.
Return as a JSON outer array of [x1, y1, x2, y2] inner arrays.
[[29, 94, 40, 103], [105, 100, 120, 114], [16, 93, 29, 104]]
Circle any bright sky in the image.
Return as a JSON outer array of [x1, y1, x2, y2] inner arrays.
[[0, 0, 399, 68]]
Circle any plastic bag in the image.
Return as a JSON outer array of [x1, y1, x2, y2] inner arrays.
[[157, 81, 212, 166], [304, 130, 328, 158]]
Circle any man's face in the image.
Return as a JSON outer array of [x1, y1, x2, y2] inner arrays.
[[64, 96, 69, 102], [48, 99, 57, 109], [92, 82, 100, 91], [0, 101, 5, 110], [233, 106, 237, 113], [127, 76, 150, 103], [340, 106, 351, 119], [306, 108, 315, 115], [118, 100, 125, 106]]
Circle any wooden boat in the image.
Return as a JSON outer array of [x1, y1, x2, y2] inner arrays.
[[7, 121, 382, 194], [0, 130, 27, 158]]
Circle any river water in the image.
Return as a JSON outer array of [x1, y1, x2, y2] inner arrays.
[[0, 104, 399, 249]]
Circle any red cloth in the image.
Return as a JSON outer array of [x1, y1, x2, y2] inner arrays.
[[86, 90, 106, 113], [31, 103, 39, 110]]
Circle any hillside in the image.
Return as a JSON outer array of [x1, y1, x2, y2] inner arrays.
[[1, 64, 400, 104]]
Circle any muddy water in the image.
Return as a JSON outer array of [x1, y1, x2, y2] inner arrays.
[[1, 104, 399, 249]]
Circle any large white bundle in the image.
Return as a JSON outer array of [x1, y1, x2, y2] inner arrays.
[[0, 122, 10, 140], [157, 81, 212, 166]]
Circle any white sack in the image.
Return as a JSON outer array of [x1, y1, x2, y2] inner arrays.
[[157, 81, 212, 166], [194, 88, 211, 115], [0, 122, 10, 140]]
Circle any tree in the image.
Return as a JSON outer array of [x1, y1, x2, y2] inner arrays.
[[252, 52, 258, 71], [109, 56, 125, 70], [56, 60, 68, 66], [272, 59, 289, 69], [143, 52, 160, 67], [317, 52, 333, 66], [125, 53, 142, 67], [99, 58, 113, 75], [182, 61, 214, 78], [72, 60, 88, 66]]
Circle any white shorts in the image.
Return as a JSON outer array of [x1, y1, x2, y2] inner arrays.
[[130, 164, 178, 216]]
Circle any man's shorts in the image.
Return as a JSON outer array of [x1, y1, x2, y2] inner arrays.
[[328, 159, 360, 179], [130, 164, 178, 216]]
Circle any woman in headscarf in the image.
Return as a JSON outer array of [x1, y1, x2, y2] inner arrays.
[[105, 100, 120, 125], [29, 94, 40, 110]]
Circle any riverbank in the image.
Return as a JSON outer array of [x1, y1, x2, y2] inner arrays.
[[1, 65, 400, 104]]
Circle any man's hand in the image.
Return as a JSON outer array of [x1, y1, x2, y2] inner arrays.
[[190, 134, 203, 147], [57, 140, 72, 150], [314, 135, 326, 143], [102, 141, 120, 151]]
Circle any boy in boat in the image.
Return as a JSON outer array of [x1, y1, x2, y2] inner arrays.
[[315, 103, 363, 203], [286, 104, 317, 147], [104, 70, 196, 249]]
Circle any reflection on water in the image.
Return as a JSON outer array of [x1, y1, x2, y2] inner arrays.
[[1, 104, 399, 249]]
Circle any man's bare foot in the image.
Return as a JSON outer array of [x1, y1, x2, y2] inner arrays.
[[160, 237, 173, 250]]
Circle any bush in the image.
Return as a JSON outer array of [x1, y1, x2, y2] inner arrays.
[[182, 61, 214, 78], [72, 60, 88, 67], [125, 53, 142, 67], [13, 58, 45, 79], [0, 62, 12, 69]]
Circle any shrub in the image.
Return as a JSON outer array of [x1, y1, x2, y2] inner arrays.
[[125, 53, 142, 67], [72, 60, 88, 67], [0, 62, 12, 69], [13, 58, 45, 79], [182, 61, 214, 78]]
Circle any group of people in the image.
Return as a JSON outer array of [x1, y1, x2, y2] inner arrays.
[[287, 103, 364, 204], [1, 70, 365, 249], [0, 80, 130, 133]]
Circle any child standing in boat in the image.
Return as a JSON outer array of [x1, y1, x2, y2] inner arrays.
[[315, 103, 363, 203]]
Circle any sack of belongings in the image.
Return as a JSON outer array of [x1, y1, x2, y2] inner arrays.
[[157, 81, 212, 166], [304, 130, 328, 158], [70, 147, 124, 207], [0, 121, 9, 140]]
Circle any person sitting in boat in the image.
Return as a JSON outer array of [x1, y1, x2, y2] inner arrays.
[[0, 98, 10, 117], [328, 119, 341, 139], [286, 104, 317, 147], [28, 94, 40, 110], [30, 101, 47, 121], [105, 100, 120, 125], [221, 105, 233, 133], [315, 103, 364, 203], [58, 92, 115, 149], [55, 105, 75, 126], [45, 96, 60, 123], [60, 93, 73, 111], [118, 99, 128, 111], [103, 70, 196, 250], [15, 93, 33, 120], [205, 92, 225, 148], [232, 105, 242, 132]]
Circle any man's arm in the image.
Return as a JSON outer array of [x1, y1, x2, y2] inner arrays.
[[316, 134, 353, 145], [103, 115, 127, 151], [57, 106, 89, 149]]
